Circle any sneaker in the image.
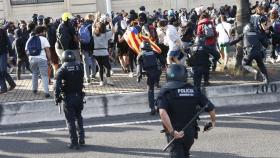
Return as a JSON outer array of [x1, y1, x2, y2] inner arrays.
[[110, 70, 114, 75], [0, 90, 7, 94], [106, 77, 114, 86], [67, 143, 80, 150], [32, 90, 38, 94], [45, 93, 51, 98], [79, 139, 85, 146], [150, 109, 156, 115], [8, 84, 16, 91], [96, 72, 100, 77], [99, 81, 104, 86], [128, 72, 134, 78]]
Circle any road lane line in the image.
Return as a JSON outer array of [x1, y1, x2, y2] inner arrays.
[[1, 109, 280, 136]]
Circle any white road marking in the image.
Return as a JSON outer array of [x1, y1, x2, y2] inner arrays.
[[0, 109, 280, 136]]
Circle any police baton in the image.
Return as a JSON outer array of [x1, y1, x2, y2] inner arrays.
[[162, 104, 208, 152]]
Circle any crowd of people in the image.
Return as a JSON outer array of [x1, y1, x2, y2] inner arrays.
[[0, 0, 280, 95], [2, 0, 280, 155]]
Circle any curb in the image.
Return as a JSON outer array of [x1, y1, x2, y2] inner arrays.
[[1, 81, 280, 125]]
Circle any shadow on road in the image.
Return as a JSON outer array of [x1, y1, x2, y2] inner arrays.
[[191, 151, 253, 158]]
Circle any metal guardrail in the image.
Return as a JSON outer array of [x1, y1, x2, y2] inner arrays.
[[10, 0, 64, 5]]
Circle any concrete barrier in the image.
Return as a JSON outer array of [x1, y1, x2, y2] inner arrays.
[[205, 81, 280, 107], [0, 81, 280, 125]]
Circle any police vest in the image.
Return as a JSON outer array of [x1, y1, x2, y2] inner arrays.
[[61, 62, 84, 94], [162, 83, 201, 130], [142, 51, 157, 70], [243, 31, 262, 53]]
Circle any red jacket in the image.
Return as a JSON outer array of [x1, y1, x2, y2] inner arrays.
[[197, 18, 217, 46]]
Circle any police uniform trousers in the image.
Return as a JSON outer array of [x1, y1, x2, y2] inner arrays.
[[192, 66, 210, 90], [146, 67, 159, 110], [242, 52, 268, 78], [166, 127, 196, 158], [63, 93, 85, 145]]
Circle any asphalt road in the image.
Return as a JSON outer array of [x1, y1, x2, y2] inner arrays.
[[0, 103, 279, 158]]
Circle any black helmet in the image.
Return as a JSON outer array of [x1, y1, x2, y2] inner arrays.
[[257, 15, 268, 31], [243, 23, 255, 34], [166, 64, 188, 82], [62, 50, 76, 63], [140, 41, 152, 51]]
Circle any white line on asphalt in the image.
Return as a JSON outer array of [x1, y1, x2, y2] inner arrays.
[[1, 109, 280, 136]]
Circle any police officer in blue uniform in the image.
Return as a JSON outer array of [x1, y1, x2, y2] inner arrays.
[[224, 22, 270, 83], [137, 41, 163, 115], [54, 50, 85, 150], [157, 64, 216, 158], [187, 38, 213, 90]]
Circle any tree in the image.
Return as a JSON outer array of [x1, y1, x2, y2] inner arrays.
[[235, 0, 250, 71]]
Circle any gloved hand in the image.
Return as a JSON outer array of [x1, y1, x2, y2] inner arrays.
[[203, 122, 213, 132]]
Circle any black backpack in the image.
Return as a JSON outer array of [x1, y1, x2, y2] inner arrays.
[[27, 36, 42, 56]]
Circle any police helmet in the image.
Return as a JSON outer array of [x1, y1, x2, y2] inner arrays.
[[257, 15, 268, 31], [243, 23, 256, 34], [62, 12, 74, 22], [166, 64, 188, 82], [140, 41, 152, 51], [62, 50, 76, 63]]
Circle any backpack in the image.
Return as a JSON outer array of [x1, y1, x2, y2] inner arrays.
[[79, 24, 92, 44], [272, 20, 280, 34], [27, 36, 42, 56], [203, 23, 215, 38]]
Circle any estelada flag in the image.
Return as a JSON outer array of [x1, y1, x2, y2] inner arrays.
[[123, 27, 161, 54]]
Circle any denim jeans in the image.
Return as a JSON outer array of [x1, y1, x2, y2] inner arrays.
[[82, 51, 91, 80], [29, 57, 49, 93], [0, 53, 16, 92]]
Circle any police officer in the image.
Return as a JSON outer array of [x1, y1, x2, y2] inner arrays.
[[157, 64, 216, 158], [224, 22, 270, 83], [54, 50, 85, 150], [137, 41, 163, 115], [188, 37, 213, 90]]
